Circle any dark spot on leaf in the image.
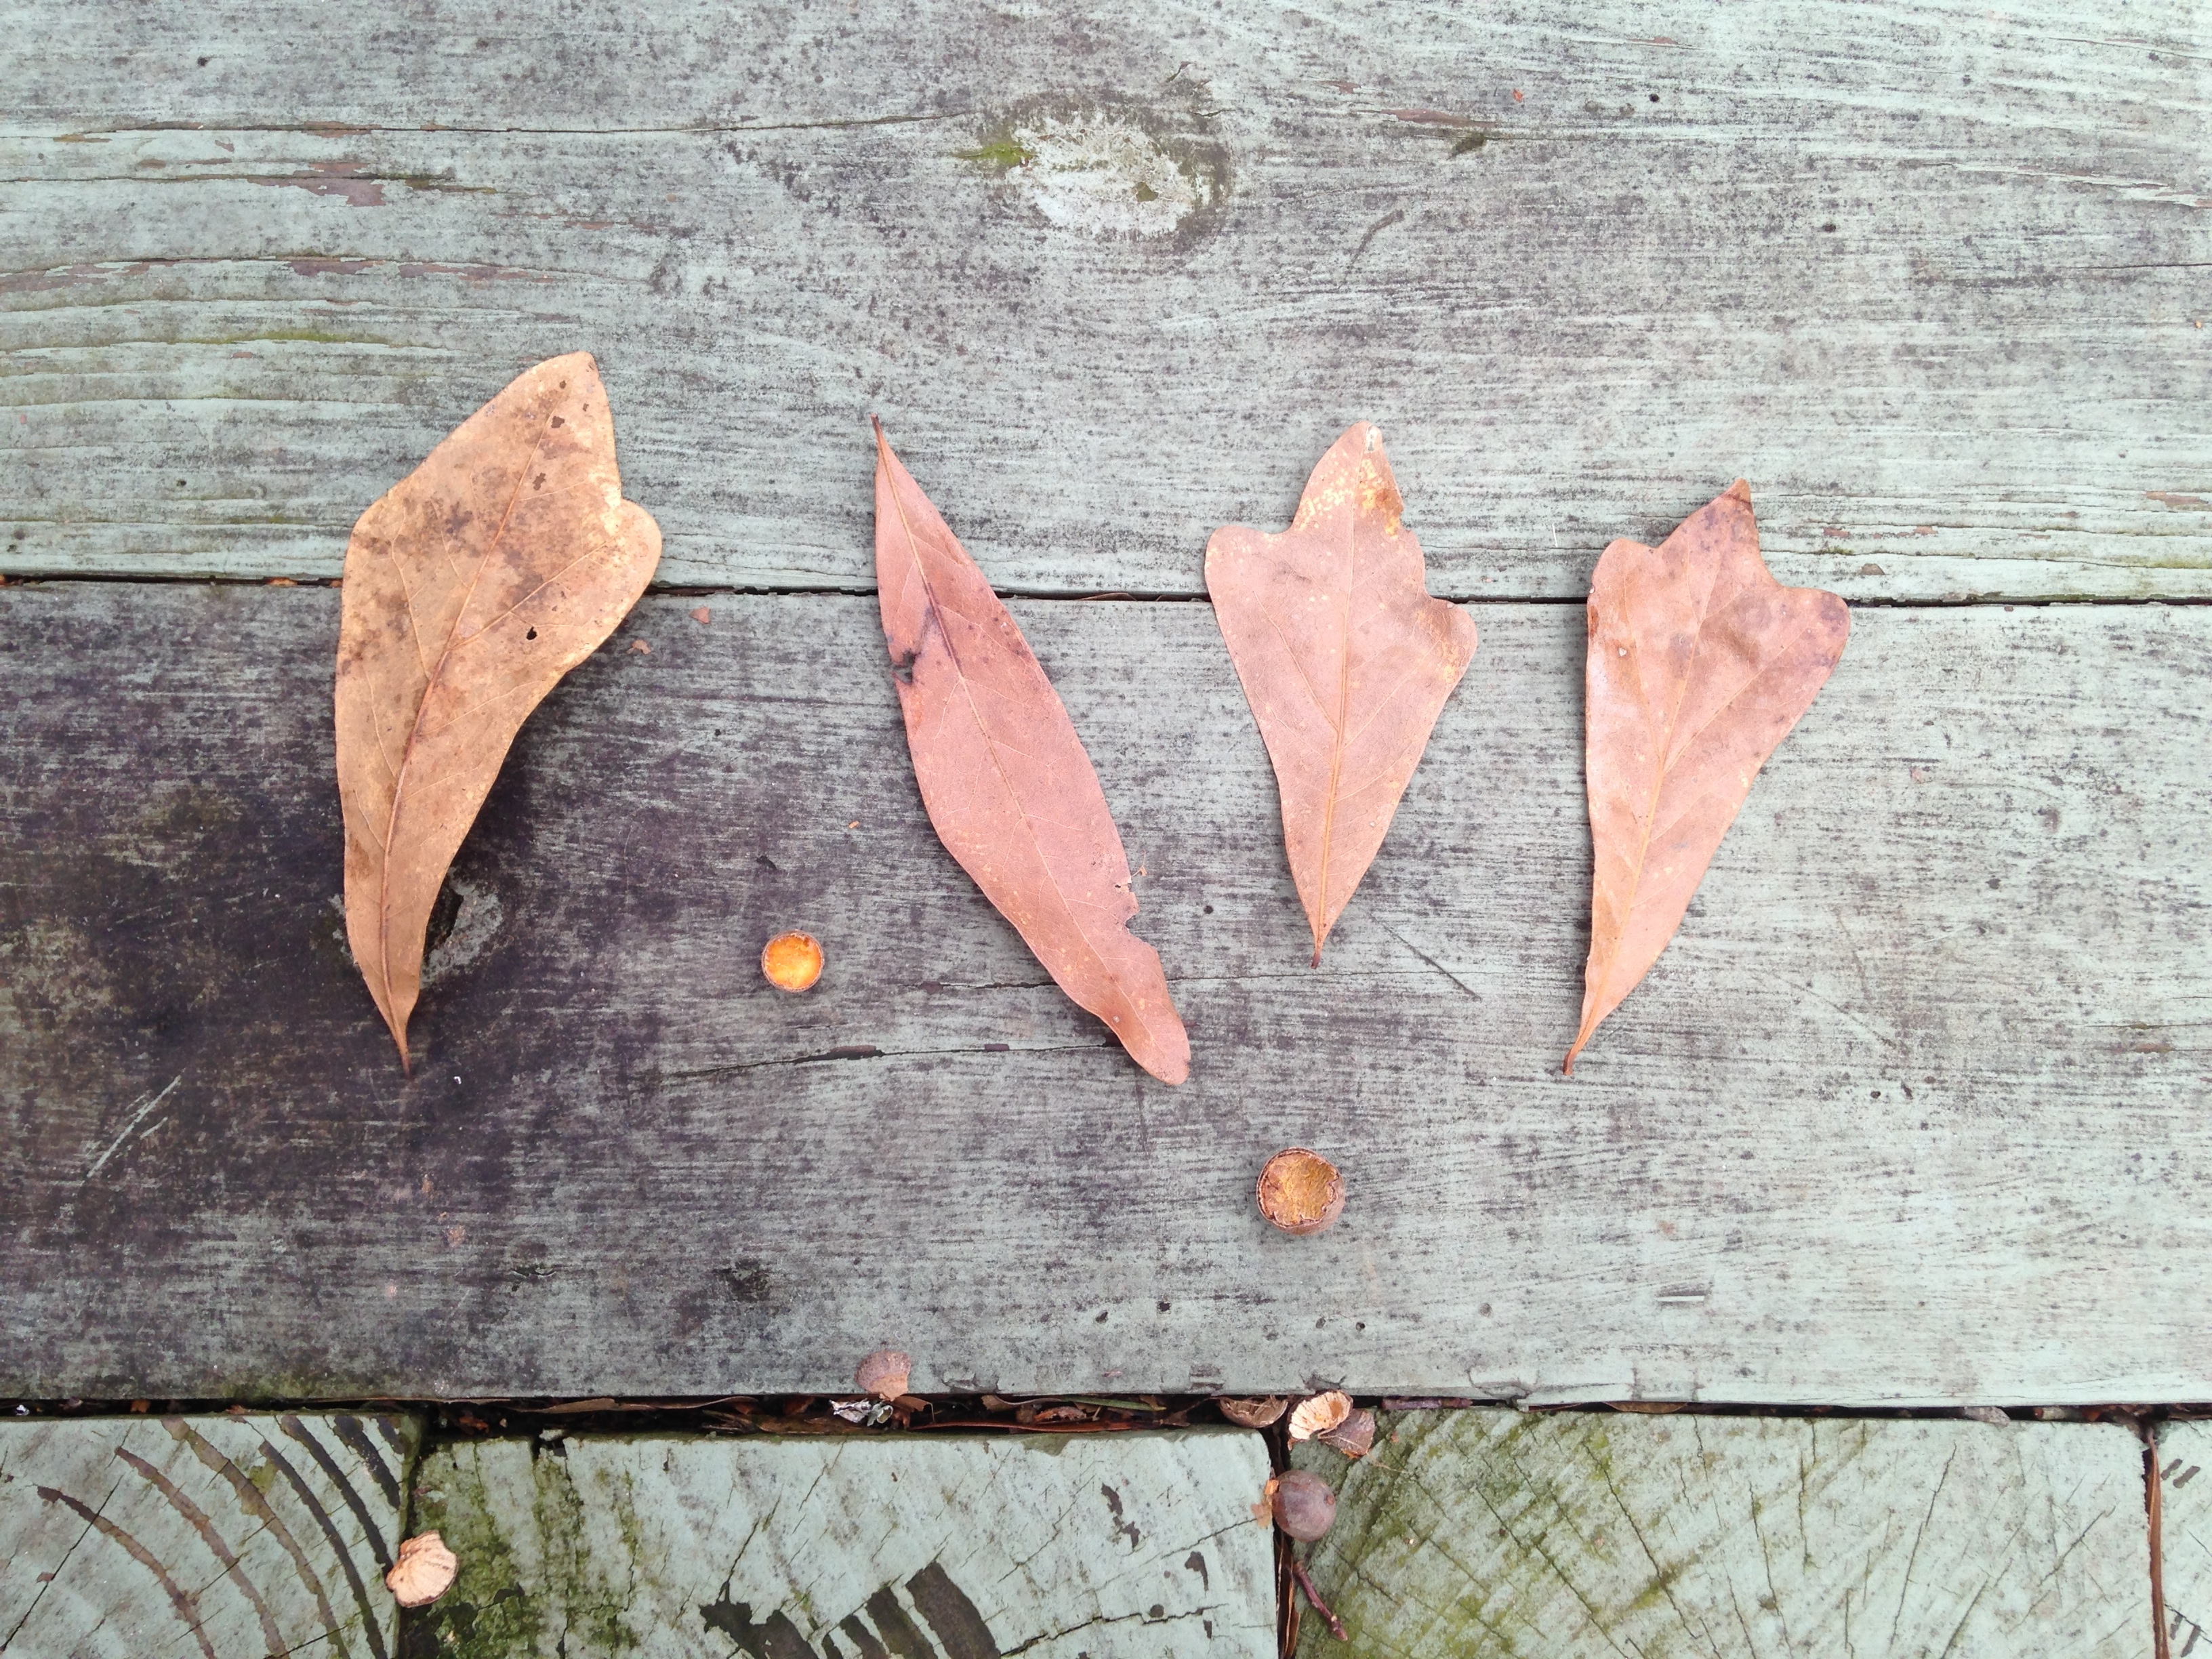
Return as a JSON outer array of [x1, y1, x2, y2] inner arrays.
[[524, 628, 537, 640], [890, 649, 918, 687], [550, 415, 565, 428]]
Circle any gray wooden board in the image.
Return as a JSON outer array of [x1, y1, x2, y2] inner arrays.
[[3, 0, 2207, 600], [0, 1411, 418, 1659], [1288, 1408, 2153, 1658], [405, 1429, 1273, 1658], [2, 582, 2207, 1401], [2157, 1421, 2212, 1658]]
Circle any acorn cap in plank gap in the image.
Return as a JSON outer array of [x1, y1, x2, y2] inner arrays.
[[1287, 1391, 1351, 1442], [1256, 1148, 1345, 1235], [1216, 1395, 1289, 1428]]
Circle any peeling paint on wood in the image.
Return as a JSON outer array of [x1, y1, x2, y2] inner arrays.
[[1, 583, 2207, 1401], [1291, 1410, 2152, 1657], [0, 1412, 419, 1658], [1, 1, 2207, 598], [406, 1429, 1273, 1658]]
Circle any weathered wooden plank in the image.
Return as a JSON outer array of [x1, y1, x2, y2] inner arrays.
[[3, 0, 2206, 599], [1290, 1408, 2152, 1658], [0, 1411, 418, 1658], [2157, 1422, 2212, 1657], [405, 1429, 1274, 1657], [1, 583, 2207, 1401]]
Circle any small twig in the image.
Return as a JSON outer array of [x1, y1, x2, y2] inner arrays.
[[1290, 1558, 1348, 1643], [2149, 1429, 2171, 1659]]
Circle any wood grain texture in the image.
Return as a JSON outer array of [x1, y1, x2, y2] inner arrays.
[[1, 583, 2207, 1401], [2, 1, 2207, 600], [407, 1429, 1274, 1658], [2157, 1422, 2212, 1658], [1290, 1409, 2153, 1658], [0, 1412, 418, 1659]]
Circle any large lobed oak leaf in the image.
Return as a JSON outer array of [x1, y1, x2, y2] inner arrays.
[[335, 352, 659, 1067], [1206, 423, 1477, 964], [874, 422, 1189, 1085], [1568, 480, 1848, 1074]]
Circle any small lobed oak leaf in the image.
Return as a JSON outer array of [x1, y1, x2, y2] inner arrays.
[[1288, 1391, 1352, 1442], [385, 1532, 459, 1607], [1216, 1395, 1290, 1428], [855, 1348, 911, 1401], [1206, 423, 1477, 964], [1566, 479, 1848, 1074]]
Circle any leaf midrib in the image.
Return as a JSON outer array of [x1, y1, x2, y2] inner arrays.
[[371, 416, 552, 1031]]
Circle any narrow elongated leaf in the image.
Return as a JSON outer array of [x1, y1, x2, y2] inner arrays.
[[1567, 480, 1849, 1074], [335, 353, 659, 1066], [873, 422, 1189, 1085], [1206, 424, 1477, 963]]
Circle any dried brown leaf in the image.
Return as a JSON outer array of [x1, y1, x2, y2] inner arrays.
[[1317, 1408, 1376, 1457], [1568, 481, 1849, 1073], [335, 353, 659, 1066], [1288, 1390, 1352, 1442], [874, 421, 1188, 1084], [1207, 424, 1477, 962]]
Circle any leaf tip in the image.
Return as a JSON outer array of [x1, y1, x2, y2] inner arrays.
[[1725, 478, 1752, 504], [1563, 1024, 1591, 1076]]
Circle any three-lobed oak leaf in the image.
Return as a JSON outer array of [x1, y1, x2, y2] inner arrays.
[[1206, 424, 1477, 964], [873, 420, 1189, 1084], [335, 352, 659, 1067], [1567, 480, 1849, 1074]]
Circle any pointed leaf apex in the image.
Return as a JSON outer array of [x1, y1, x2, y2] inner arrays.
[[1725, 478, 1752, 503]]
